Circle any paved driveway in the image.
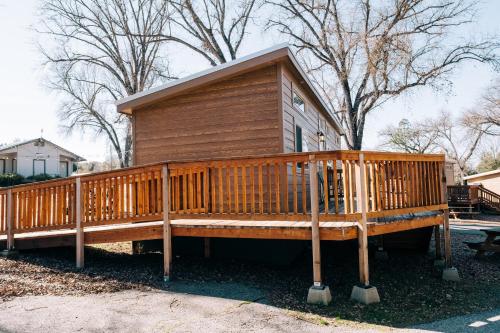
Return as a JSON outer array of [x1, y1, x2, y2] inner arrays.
[[0, 285, 377, 333], [410, 309, 500, 333]]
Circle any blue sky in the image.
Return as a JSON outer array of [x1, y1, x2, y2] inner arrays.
[[0, 0, 498, 162]]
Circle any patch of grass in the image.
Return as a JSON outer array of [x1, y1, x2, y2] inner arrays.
[[318, 318, 329, 326]]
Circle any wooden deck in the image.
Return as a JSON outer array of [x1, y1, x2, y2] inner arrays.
[[0, 150, 452, 304], [0, 214, 443, 250], [448, 185, 500, 215]]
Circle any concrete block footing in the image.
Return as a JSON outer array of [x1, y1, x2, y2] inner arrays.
[[433, 259, 445, 267], [0, 249, 19, 258], [442, 267, 460, 281], [306, 285, 332, 305], [350, 285, 380, 305]]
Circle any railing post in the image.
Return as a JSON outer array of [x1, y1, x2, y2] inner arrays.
[[350, 152, 380, 304], [6, 189, 14, 251], [440, 162, 460, 281], [309, 156, 321, 285], [162, 164, 172, 282], [306, 155, 331, 305], [75, 177, 84, 268]]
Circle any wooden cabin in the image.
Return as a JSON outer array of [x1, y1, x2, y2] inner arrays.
[[0, 45, 454, 307], [117, 44, 344, 165]]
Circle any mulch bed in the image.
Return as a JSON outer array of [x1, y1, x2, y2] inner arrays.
[[1, 231, 499, 327]]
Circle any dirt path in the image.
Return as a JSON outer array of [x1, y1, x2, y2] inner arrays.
[[0, 286, 379, 333]]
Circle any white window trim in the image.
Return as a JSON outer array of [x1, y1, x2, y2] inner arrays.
[[292, 90, 306, 113]]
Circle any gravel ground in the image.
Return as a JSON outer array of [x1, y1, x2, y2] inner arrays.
[[0, 227, 499, 330]]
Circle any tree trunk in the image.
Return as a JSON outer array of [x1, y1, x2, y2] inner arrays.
[[123, 119, 133, 167]]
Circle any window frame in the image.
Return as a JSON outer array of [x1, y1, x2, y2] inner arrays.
[[295, 124, 303, 153], [59, 161, 69, 177], [32, 159, 46, 176], [292, 90, 306, 113]]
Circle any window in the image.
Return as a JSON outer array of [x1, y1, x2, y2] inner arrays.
[[319, 118, 326, 131], [60, 161, 69, 177], [295, 125, 303, 152], [0, 160, 5, 174], [293, 91, 305, 112], [12, 159, 17, 173], [33, 159, 46, 176]]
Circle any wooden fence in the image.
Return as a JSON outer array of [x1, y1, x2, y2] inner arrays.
[[0, 151, 447, 236]]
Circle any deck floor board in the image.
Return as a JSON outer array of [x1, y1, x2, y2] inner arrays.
[[0, 214, 443, 250]]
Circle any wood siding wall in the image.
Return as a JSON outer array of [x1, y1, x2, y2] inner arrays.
[[279, 65, 342, 211], [280, 65, 341, 154], [133, 65, 281, 165]]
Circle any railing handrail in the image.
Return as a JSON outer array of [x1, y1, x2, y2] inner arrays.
[[0, 150, 445, 192], [478, 186, 500, 198], [0, 150, 447, 237]]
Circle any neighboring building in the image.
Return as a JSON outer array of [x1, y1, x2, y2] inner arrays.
[[0, 138, 85, 178], [116, 44, 344, 165], [445, 159, 457, 186], [464, 169, 500, 194]]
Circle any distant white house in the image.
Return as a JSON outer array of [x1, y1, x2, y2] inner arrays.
[[0, 138, 85, 178], [464, 169, 500, 194]]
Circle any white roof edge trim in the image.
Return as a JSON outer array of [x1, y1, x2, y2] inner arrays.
[[463, 168, 500, 180]]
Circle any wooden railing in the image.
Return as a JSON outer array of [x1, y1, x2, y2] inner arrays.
[[448, 185, 480, 205], [479, 186, 500, 211], [0, 151, 447, 237], [80, 164, 164, 227], [168, 151, 445, 221], [0, 189, 8, 235], [447, 184, 500, 212]]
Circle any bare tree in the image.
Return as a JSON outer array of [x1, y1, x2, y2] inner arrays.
[[38, 0, 172, 167], [476, 141, 500, 173], [267, 0, 499, 149], [462, 78, 500, 134], [433, 110, 491, 180], [378, 119, 440, 154], [159, 0, 258, 66]]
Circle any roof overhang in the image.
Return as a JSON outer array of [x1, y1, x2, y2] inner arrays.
[[116, 44, 344, 134], [0, 138, 85, 162], [463, 168, 500, 180]]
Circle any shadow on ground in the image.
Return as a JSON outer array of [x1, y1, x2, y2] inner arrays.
[[1, 231, 499, 329]]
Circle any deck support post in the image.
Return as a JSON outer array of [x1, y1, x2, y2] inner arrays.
[[1, 189, 17, 257], [350, 153, 380, 305], [163, 165, 172, 283], [433, 225, 445, 267], [75, 177, 84, 268], [306, 155, 332, 306], [6, 189, 14, 250], [204, 238, 211, 259], [375, 237, 389, 261], [440, 163, 459, 281]]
